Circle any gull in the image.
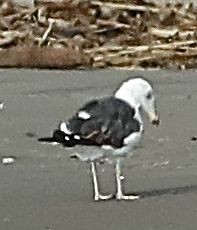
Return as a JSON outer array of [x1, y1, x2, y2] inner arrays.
[[38, 77, 160, 201]]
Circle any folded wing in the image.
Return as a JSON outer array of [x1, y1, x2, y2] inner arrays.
[[64, 97, 140, 148]]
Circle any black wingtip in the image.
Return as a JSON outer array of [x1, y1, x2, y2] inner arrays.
[[38, 129, 63, 143], [37, 130, 76, 147], [37, 137, 57, 142]]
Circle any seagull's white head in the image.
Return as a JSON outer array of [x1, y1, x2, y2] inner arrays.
[[115, 77, 160, 126]]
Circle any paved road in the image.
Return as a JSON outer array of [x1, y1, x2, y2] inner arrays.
[[0, 69, 197, 230]]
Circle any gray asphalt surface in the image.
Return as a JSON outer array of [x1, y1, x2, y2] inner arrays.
[[0, 69, 197, 230]]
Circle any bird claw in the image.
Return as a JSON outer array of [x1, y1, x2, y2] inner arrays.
[[116, 194, 139, 201], [94, 193, 113, 201]]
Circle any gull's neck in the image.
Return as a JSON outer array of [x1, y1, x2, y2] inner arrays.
[[114, 86, 143, 125], [114, 82, 142, 110]]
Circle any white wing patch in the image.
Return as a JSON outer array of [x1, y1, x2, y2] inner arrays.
[[78, 111, 91, 120], [60, 122, 72, 134], [74, 135, 80, 140], [65, 136, 70, 141]]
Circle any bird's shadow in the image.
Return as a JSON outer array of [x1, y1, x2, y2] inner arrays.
[[134, 184, 197, 199]]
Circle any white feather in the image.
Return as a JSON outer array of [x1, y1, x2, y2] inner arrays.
[[74, 135, 80, 140], [78, 111, 91, 120], [60, 122, 72, 134]]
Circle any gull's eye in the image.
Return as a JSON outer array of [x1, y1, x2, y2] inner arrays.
[[146, 92, 152, 100]]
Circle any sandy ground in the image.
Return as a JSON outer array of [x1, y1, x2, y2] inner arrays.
[[0, 69, 197, 230]]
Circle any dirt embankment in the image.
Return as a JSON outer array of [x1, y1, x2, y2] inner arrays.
[[1, 0, 197, 69]]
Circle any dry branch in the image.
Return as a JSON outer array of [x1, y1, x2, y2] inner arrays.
[[91, 1, 159, 13], [39, 19, 54, 46], [149, 28, 179, 39]]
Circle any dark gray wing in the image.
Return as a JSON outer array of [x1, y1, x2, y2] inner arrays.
[[67, 97, 140, 148]]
